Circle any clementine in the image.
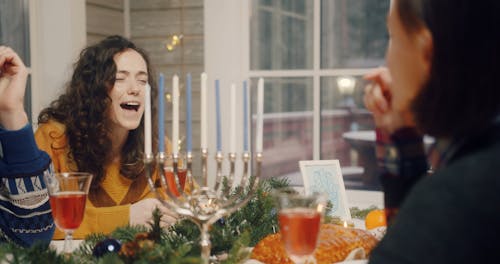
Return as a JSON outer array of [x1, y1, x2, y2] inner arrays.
[[365, 209, 387, 230]]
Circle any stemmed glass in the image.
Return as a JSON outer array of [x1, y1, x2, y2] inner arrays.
[[43, 172, 93, 254], [275, 192, 327, 264], [163, 152, 187, 197]]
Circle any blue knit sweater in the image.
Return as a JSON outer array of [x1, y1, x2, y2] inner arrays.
[[0, 124, 55, 247]]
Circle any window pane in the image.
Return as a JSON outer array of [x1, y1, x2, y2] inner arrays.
[[321, 0, 389, 69], [251, 77, 313, 184], [259, 0, 273, 7], [320, 76, 379, 190], [0, 0, 30, 65], [280, 0, 306, 15], [251, 0, 313, 70], [0, 0, 31, 122]]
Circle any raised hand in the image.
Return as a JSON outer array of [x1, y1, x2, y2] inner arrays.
[[0, 46, 29, 130], [130, 198, 178, 227], [363, 67, 415, 134]]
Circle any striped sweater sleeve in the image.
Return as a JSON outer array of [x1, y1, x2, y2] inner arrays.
[[0, 124, 55, 247]]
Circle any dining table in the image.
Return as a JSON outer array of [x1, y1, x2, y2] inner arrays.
[[244, 188, 379, 264], [50, 239, 83, 254], [50, 189, 383, 264]]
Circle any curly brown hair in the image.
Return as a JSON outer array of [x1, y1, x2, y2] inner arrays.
[[38, 35, 158, 190]]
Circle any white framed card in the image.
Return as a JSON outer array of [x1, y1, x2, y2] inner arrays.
[[299, 160, 351, 220]]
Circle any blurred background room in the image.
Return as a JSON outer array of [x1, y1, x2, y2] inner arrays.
[[0, 0, 389, 191]]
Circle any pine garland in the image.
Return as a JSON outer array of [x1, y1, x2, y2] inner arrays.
[[0, 242, 73, 264], [0, 178, 376, 263], [350, 205, 380, 219]]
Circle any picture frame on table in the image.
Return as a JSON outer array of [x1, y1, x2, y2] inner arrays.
[[299, 159, 351, 220]]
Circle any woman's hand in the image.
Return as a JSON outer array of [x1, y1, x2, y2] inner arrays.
[[130, 198, 178, 227], [363, 67, 415, 134], [0, 46, 29, 130]]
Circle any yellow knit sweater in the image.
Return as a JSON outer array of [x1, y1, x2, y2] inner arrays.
[[35, 120, 158, 239]]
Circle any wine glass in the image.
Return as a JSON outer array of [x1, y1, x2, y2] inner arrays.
[[43, 172, 93, 254], [275, 191, 327, 264], [163, 152, 187, 197]]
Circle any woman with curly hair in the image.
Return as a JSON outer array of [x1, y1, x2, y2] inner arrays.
[[35, 35, 176, 239]]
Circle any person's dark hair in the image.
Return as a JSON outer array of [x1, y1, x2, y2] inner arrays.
[[38, 35, 158, 190], [396, 0, 500, 138]]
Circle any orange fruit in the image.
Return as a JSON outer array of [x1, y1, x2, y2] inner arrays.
[[365, 209, 387, 230]]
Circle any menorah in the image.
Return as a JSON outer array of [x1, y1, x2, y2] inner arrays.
[[142, 73, 264, 263], [144, 148, 262, 264]]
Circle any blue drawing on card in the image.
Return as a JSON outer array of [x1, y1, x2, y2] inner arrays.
[[307, 165, 346, 217]]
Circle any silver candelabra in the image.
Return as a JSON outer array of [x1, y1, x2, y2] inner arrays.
[[144, 149, 262, 264]]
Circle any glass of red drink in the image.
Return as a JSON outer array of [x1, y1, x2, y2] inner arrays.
[[43, 172, 93, 254], [163, 153, 187, 196], [275, 192, 327, 264]]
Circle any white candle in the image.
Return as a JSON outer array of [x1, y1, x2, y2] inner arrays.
[[158, 74, 165, 153], [215, 80, 222, 152], [172, 75, 179, 154], [201, 72, 207, 149], [144, 83, 152, 155], [243, 81, 249, 152], [256, 78, 264, 153], [186, 74, 192, 152], [230, 83, 236, 153]]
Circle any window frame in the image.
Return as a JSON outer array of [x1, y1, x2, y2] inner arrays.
[[246, 0, 372, 160], [205, 0, 384, 185]]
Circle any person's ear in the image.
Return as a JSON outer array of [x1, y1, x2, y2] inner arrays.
[[417, 28, 433, 74]]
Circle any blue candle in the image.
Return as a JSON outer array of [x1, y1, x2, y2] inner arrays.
[[215, 79, 222, 152], [158, 73, 165, 153], [186, 74, 192, 152], [243, 80, 248, 152]]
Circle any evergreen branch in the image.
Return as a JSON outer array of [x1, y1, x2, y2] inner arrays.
[[350, 205, 380, 219]]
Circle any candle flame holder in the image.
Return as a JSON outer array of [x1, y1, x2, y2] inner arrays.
[[145, 149, 261, 264]]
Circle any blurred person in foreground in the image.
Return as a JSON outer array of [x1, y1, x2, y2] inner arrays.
[[0, 46, 54, 246], [364, 0, 500, 263], [35, 36, 176, 239]]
